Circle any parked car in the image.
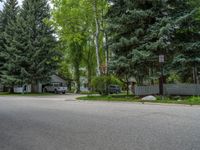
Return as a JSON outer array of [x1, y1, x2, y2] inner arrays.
[[108, 85, 121, 94], [43, 83, 67, 94]]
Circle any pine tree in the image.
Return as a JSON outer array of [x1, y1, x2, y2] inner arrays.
[[17, 0, 59, 92], [0, 0, 19, 92], [147, 0, 200, 83], [107, 0, 200, 85], [170, 1, 200, 83], [107, 0, 163, 86], [0, 10, 4, 71]]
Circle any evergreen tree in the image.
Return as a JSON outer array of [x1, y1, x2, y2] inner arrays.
[[169, 1, 200, 83], [148, 0, 200, 83], [107, 0, 200, 85], [0, 0, 19, 92], [107, 0, 163, 86], [17, 0, 59, 92], [0, 9, 4, 71]]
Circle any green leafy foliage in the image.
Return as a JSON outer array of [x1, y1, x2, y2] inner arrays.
[[51, 0, 109, 92], [91, 75, 122, 95], [51, 0, 92, 93]]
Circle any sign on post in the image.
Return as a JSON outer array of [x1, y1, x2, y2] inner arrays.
[[159, 55, 164, 63]]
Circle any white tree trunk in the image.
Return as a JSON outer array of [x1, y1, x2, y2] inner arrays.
[[93, 0, 101, 76], [104, 32, 109, 74]]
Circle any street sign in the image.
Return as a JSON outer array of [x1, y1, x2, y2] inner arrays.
[[159, 55, 164, 63]]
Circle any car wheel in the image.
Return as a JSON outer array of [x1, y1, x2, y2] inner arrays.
[[62, 91, 66, 94]]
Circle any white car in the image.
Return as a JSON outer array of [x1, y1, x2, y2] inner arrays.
[[43, 83, 67, 94]]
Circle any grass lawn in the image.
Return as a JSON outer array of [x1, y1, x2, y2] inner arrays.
[[77, 94, 200, 105], [80, 91, 99, 95], [0, 92, 57, 96]]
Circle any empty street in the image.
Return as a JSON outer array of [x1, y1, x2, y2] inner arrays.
[[0, 95, 200, 150]]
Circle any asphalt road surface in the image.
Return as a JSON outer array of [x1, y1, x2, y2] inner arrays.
[[0, 95, 200, 150]]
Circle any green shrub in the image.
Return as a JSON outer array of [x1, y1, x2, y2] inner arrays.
[[187, 96, 200, 105], [80, 91, 98, 95], [91, 75, 122, 95]]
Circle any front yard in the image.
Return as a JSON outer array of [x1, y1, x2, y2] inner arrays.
[[77, 94, 200, 105]]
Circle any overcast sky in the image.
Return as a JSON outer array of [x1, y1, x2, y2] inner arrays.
[[0, 0, 52, 11], [0, 0, 23, 10]]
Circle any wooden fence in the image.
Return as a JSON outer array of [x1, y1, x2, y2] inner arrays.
[[135, 84, 200, 96], [135, 85, 159, 96]]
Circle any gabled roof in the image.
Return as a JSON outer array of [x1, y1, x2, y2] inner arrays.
[[51, 75, 67, 83]]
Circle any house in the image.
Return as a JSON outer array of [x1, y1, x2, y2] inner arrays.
[[41, 74, 69, 93], [50, 75, 67, 85], [13, 74, 69, 93]]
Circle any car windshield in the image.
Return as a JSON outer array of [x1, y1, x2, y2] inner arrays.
[[110, 85, 118, 88]]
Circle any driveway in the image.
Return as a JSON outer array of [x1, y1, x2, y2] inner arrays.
[[0, 95, 200, 150]]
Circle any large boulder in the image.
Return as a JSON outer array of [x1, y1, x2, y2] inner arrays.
[[142, 95, 157, 101]]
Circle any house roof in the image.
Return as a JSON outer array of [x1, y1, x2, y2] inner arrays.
[[51, 75, 67, 83]]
